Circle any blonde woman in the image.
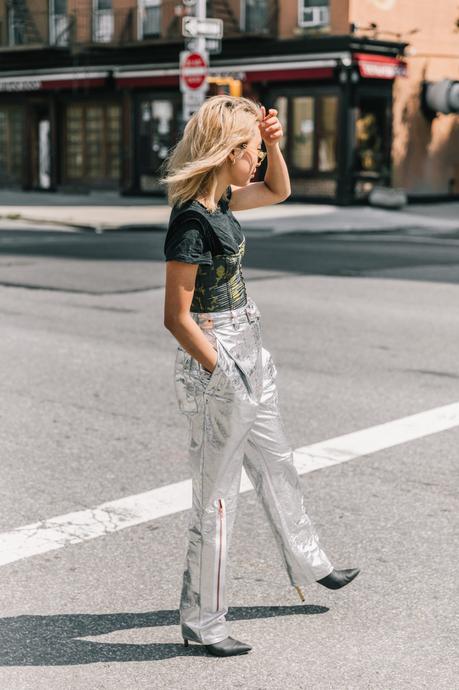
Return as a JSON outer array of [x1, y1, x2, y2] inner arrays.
[[162, 95, 359, 658]]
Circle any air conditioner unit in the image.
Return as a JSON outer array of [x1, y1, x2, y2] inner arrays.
[[300, 6, 330, 28]]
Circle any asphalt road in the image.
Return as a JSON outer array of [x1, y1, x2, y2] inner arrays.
[[0, 223, 458, 689]]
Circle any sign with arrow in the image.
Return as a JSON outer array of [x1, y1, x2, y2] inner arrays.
[[182, 16, 223, 39]]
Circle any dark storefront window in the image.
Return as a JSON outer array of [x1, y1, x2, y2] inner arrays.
[[317, 95, 338, 172], [271, 90, 339, 198], [276, 92, 338, 174], [275, 95, 288, 155], [354, 97, 389, 176], [138, 98, 176, 192], [292, 96, 314, 170], [0, 106, 24, 185], [64, 102, 120, 186]]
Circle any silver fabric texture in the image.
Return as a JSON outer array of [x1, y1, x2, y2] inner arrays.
[[174, 296, 334, 645]]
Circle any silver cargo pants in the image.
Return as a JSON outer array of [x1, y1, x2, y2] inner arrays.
[[174, 296, 334, 645]]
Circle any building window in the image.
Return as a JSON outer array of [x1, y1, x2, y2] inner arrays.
[[354, 97, 388, 175], [93, 0, 114, 42], [49, 0, 70, 46], [0, 106, 24, 185], [317, 95, 338, 171], [242, 0, 269, 33], [64, 102, 120, 185], [7, 6, 25, 45], [138, 0, 160, 38], [298, 0, 329, 28], [274, 93, 338, 174], [292, 96, 315, 170], [275, 96, 288, 155]]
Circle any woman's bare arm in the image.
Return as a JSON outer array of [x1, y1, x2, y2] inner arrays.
[[164, 260, 218, 373]]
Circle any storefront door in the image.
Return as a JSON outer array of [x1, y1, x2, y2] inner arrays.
[[352, 88, 392, 197], [136, 95, 179, 192]]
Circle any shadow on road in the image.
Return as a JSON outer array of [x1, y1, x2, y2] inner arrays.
[[0, 229, 458, 290], [0, 604, 328, 664]]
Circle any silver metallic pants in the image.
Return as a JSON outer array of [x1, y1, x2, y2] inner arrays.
[[174, 296, 334, 645]]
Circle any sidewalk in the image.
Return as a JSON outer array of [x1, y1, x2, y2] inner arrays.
[[0, 189, 458, 235]]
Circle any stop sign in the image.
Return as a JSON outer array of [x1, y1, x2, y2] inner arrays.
[[181, 52, 208, 90]]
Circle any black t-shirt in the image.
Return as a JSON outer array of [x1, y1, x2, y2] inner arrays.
[[163, 186, 244, 264], [163, 186, 248, 312]]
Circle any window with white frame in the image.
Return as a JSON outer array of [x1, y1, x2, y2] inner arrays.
[[298, 0, 329, 28], [138, 0, 161, 39], [93, 0, 114, 43], [49, 0, 70, 46]]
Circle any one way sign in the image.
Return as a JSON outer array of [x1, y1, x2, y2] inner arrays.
[[182, 17, 223, 39]]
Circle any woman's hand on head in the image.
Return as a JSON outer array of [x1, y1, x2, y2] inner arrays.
[[259, 106, 283, 148]]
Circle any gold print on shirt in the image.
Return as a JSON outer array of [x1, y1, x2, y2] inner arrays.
[[191, 237, 247, 313]]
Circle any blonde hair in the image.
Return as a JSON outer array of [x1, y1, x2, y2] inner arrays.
[[159, 95, 262, 212]]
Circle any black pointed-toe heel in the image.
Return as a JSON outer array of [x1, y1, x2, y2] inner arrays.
[[316, 567, 360, 590], [182, 635, 252, 657], [205, 636, 252, 657]]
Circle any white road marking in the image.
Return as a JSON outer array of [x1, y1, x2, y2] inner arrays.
[[1, 401, 459, 567]]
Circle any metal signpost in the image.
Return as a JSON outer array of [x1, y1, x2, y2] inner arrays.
[[180, 0, 224, 123], [180, 50, 209, 120]]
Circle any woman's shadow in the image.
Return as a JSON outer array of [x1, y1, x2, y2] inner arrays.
[[0, 604, 328, 664]]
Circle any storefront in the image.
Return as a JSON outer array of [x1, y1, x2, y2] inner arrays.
[[0, 36, 407, 203], [262, 53, 401, 202], [0, 70, 121, 192]]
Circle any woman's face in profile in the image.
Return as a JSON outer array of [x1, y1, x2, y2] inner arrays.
[[229, 130, 263, 187]]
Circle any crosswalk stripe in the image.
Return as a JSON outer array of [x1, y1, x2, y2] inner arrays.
[[1, 401, 458, 567]]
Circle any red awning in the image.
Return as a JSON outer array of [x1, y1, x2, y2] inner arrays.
[[114, 59, 338, 88]]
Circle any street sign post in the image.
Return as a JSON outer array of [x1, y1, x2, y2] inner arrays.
[[179, 50, 209, 120], [180, 5, 224, 124], [182, 16, 223, 39], [185, 37, 221, 54]]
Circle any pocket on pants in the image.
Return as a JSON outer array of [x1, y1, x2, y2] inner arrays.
[[215, 338, 256, 402], [174, 340, 223, 414]]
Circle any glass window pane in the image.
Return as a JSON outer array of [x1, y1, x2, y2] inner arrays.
[[354, 98, 386, 173], [292, 96, 314, 170], [318, 95, 338, 172], [65, 102, 120, 182], [0, 106, 24, 184], [245, 0, 269, 32], [274, 96, 287, 154], [65, 105, 83, 178], [53, 0, 67, 14]]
